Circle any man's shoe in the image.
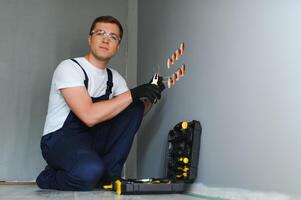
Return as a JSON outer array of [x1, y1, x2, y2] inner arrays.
[[36, 165, 55, 189]]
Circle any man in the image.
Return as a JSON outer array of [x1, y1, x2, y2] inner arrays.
[[36, 16, 164, 191]]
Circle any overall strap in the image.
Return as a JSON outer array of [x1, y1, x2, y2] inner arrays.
[[105, 68, 113, 97], [70, 58, 88, 89]]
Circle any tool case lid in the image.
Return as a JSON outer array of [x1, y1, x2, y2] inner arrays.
[[165, 120, 202, 183]]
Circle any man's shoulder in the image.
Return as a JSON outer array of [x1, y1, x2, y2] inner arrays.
[[59, 57, 83, 67], [55, 58, 82, 71], [53, 58, 85, 79]]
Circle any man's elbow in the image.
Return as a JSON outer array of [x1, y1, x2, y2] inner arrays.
[[81, 115, 98, 127], [85, 121, 96, 128], [77, 105, 110, 127], [82, 114, 108, 127]]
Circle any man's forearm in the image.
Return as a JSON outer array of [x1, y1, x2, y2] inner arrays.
[[88, 91, 132, 125]]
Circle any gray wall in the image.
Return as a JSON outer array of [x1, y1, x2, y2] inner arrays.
[[123, 0, 139, 179], [0, 0, 128, 181], [137, 0, 301, 195]]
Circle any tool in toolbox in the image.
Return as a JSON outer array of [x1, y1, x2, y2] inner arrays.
[[102, 120, 202, 195]]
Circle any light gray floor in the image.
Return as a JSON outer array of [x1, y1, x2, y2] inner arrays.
[[0, 185, 210, 200]]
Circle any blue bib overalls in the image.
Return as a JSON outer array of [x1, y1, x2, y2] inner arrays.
[[36, 59, 144, 191]]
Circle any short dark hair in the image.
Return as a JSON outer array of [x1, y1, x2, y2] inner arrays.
[[89, 16, 123, 40]]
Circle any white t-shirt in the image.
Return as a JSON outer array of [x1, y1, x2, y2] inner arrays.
[[43, 57, 129, 136]]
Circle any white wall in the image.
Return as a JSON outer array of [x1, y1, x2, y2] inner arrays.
[[0, 0, 128, 181], [137, 0, 301, 196]]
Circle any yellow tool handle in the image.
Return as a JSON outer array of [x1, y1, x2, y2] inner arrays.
[[115, 180, 122, 195], [179, 157, 189, 164], [176, 172, 188, 178], [181, 121, 188, 129], [102, 184, 113, 190], [177, 166, 189, 172]]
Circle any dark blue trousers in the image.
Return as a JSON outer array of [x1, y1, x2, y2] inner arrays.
[[36, 101, 144, 191]]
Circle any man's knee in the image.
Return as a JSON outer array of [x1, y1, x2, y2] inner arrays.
[[70, 159, 104, 190], [128, 100, 145, 117]]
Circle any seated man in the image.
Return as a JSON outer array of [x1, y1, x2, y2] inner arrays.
[[36, 15, 164, 191]]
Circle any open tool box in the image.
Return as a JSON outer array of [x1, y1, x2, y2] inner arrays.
[[103, 120, 202, 195]]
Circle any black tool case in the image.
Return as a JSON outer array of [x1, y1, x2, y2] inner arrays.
[[103, 120, 202, 195]]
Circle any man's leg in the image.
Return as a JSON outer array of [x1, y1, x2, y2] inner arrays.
[[93, 100, 144, 179], [36, 129, 104, 191]]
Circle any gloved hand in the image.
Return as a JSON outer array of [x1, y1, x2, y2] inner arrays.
[[149, 75, 166, 92], [130, 83, 162, 103], [156, 76, 166, 92]]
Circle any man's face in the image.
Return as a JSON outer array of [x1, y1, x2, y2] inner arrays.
[[88, 22, 121, 62]]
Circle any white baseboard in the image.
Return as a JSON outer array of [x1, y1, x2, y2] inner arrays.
[[186, 182, 300, 200]]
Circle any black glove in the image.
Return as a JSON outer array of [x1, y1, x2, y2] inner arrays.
[[130, 83, 162, 103], [157, 76, 166, 92]]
